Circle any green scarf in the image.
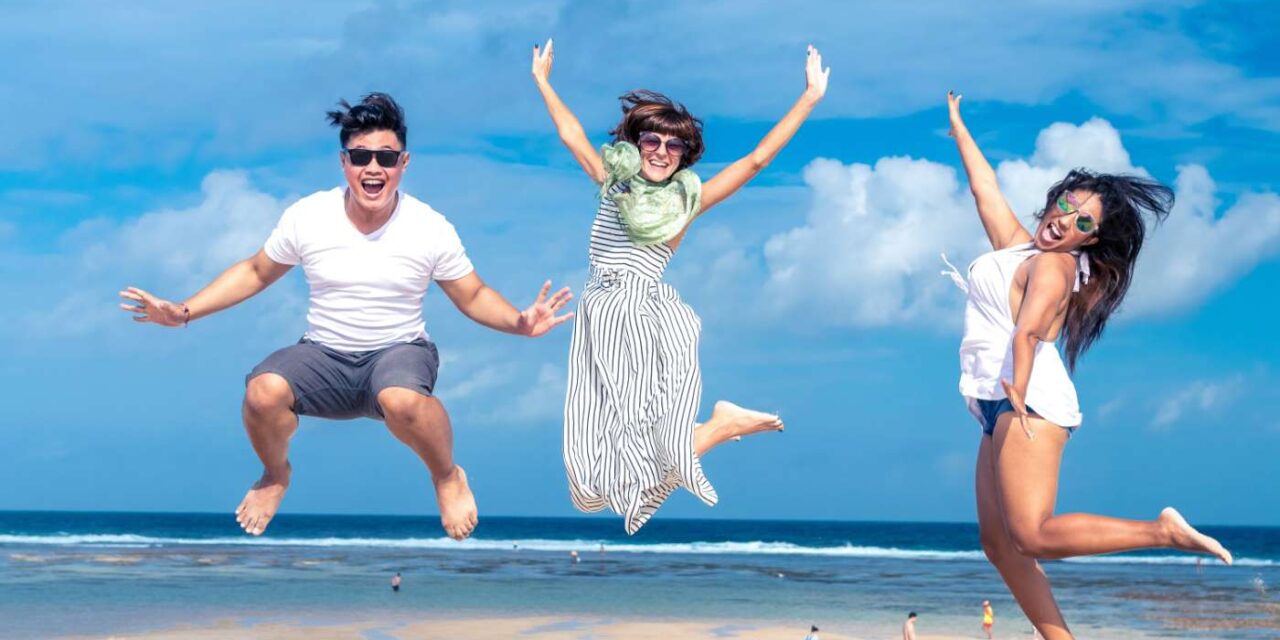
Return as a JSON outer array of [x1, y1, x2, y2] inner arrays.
[[598, 141, 702, 246]]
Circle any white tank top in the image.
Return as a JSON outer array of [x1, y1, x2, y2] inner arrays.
[[942, 243, 1089, 428]]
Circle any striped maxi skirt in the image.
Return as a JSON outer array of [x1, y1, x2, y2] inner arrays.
[[563, 267, 718, 534]]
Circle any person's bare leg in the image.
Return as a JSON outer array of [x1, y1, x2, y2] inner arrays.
[[377, 387, 477, 541], [976, 433, 1072, 639], [236, 373, 298, 536], [692, 400, 783, 456], [994, 413, 1231, 564]]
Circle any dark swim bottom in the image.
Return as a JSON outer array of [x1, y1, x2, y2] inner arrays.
[[247, 337, 439, 421], [975, 398, 1077, 437]]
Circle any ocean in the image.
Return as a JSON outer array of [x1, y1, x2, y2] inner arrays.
[[1, 511, 1276, 638]]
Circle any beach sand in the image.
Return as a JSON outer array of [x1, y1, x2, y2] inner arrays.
[[70, 615, 972, 640]]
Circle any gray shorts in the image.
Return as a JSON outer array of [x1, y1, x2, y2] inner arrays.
[[246, 338, 439, 421]]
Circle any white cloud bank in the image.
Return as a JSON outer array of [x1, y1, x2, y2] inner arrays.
[[22, 171, 296, 340], [4, 1, 1280, 171], [761, 118, 1280, 326]]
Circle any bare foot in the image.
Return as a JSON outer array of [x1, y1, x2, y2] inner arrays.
[[235, 464, 291, 536], [697, 401, 784, 449], [434, 465, 478, 541], [715, 400, 784, 437], [1160, 507, 1232, 565]]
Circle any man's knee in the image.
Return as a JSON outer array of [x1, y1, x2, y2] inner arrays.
[[245, 374, 294, 417], [377, 387, 431, 425]]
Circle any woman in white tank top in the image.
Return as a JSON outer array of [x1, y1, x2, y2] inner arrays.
[[946, 92, 1232, 640]]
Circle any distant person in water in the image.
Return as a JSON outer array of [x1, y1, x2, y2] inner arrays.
[[944, 91, 1232, 640], [902, 612, 917, 640], [532, 38, 828, 534], [119, 93, 573, 541], [391, 572, 401, 592], [804, 625, 820, 640]]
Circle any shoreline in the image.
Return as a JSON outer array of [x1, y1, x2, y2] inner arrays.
[[53, 613, 1002, 640]]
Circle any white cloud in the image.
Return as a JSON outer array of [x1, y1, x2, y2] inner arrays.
[[477, 363, 567, 426], [996, 118, 1145, 216], [761, 118, 1280, 327], [443, 363, 517, 402], [1151, 375, 1246, 431], [3, 1, 1279, 172], [762, 155, 976, 326], [23, 170, 297, 339], [1127, 166, 1280, 315]]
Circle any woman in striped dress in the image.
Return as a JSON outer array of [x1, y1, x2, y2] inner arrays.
[[532, 40, 829, 533]]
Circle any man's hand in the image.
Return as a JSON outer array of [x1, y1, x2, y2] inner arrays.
[[516, 280, 574, 337], [119, 286, 186, 327]]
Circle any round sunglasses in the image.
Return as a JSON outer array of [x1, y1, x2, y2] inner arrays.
[[637, 132, 688, 158], [1055, 193, 1099, 234], [344, 148, 404, 168]]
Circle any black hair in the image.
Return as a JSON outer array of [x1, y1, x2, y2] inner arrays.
[[610, 90, 705, 169], [326, 92, 407, 148], [1035, 169, 1174, 370], [810, 625, 819, 632], [908, 612, 918, 618]]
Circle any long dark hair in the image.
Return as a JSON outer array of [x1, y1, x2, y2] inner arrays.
[[1038, 169, 1173, 370], [609, 90, 705, 169]]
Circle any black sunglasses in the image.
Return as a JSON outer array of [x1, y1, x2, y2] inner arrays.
[[344, 148, 404, 168]]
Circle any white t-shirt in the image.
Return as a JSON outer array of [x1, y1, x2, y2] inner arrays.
[[263, 188, 474, 352]]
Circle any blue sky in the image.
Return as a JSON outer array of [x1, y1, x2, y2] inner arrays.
[[1, 0, 1278, 527]]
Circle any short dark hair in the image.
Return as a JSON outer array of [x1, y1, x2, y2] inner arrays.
[[810, 625, 819, 632], [908, 612, 917, 618], [610, 90, 705, 169], [326, 92, 407, 148]]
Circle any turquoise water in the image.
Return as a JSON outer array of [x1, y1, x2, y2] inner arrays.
[[1, 512, 1275, 638]]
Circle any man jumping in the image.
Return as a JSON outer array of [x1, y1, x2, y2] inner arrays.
[[119, 93, 572, 541]]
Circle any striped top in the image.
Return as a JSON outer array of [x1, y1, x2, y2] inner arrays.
[[587, 185, 674, 280]]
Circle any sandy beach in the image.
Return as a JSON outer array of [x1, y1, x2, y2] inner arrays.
[[5, 513, 1272, 639], [67, 615, 979, 640]]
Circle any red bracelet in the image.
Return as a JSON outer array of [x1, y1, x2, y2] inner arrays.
[[182, 304, 191, 328]]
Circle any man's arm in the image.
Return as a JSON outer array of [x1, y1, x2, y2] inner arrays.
[[436, 272, 573, 337], [120, 250, 292, 326]]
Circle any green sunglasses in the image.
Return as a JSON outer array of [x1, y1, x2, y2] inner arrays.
[[1055, 192, 1099, 234]]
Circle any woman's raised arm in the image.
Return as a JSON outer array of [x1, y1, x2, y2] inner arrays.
[[697, 45, 830, 217], [532, 39, 606, 183], [948, 91, 1032, 250]]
